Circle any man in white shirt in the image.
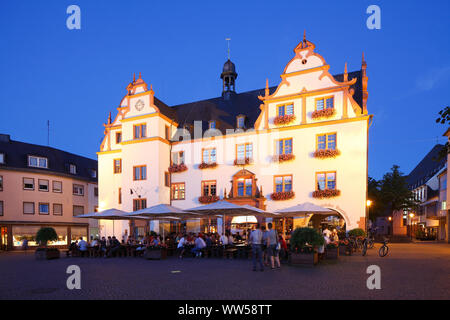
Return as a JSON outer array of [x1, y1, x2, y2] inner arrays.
[[249, 224, 264, 271], [220, 233, 228, 245], [193, 235, 206, 257], [78, 237, 88, 257], [177, 235, 187, 259], [323, 227, 331, 238]]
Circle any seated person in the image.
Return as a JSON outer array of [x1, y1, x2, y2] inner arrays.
[[78, 237, 88, 256], [234, 232, 243, 242], [68, 241, 78, 256], [177, 234, 187, 259], [107, 236, 122, 257], [192, 235, 207, 257]]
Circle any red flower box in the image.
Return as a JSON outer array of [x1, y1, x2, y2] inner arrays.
[[273, 154, 295, 163], [198, 162, 217, 169], [198, 195, 220, 204], [270, 191, 295, 201], [234, 158, 252, 166], [168, 163, 188, 173], [312, 189, 341, 198], [274, 114, 296, 125], [311, 108, 335, 119], [313, 149, 341, 159]]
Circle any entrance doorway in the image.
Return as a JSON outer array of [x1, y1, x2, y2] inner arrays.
[[1, 226, 8, 250]]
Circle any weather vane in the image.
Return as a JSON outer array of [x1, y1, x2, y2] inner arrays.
[[225, 38, 231, 59]]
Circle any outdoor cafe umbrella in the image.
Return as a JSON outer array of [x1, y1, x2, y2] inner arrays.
[[188, 200, 275, 234], [275, 202, 334, 234], [76, 208, 147, 237], [124, 204, 199, 242]]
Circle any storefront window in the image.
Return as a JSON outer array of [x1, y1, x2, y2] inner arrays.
[[12, 226, 40, 247], [71, 226, 87, 242], [48, 227, 68, 246]]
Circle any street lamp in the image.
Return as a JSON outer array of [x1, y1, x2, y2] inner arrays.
[[409, 213, 415, 240], [366, 200, 372, 234]]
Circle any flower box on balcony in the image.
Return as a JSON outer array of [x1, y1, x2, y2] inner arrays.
[[198, 195, 220, 204], [168, 163, 188, 173], [273, 154, 295, 163], [234, 158, 252, 166], [311, 108, 335, 119], [274, 114, 296, 126], [198, 162, 217, 169], [313, 149, 341, 159], [271, 191, 295, 201], [312, 189, 341, 199]]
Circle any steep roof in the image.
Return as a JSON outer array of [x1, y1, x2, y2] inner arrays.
[[168, 70, 363, 133], [407, 144, 446, 189], [0, 134, 98, 183]]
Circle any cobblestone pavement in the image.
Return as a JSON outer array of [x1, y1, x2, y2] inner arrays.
[[0, 243, 448, 300]]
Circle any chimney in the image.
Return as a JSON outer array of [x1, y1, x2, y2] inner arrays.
[[0, 134, 11, 142]]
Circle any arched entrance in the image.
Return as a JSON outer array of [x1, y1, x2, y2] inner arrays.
[[307, 208, 349, 237]]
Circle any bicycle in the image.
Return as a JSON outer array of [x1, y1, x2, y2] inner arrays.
[[362, 237, 368, 256], [378, 238, 389, 257]]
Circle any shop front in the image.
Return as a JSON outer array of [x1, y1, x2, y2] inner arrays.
[[0, 222, 88, 250]]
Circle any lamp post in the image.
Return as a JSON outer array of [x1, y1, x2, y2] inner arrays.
[[388, 216, 392, 236], [366, 200, 372, 234], [409, 213, 415, 240]]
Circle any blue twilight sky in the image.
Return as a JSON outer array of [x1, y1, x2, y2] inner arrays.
[[0, 0, 449, 180]]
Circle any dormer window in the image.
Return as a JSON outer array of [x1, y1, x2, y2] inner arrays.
[[0, 153, 4, 164], [28, 156, 48, 169], [69, 164, 77, 174], [209, 121, 216, 129], [90, 169, 97, 178], [236, 116, 245, 129]]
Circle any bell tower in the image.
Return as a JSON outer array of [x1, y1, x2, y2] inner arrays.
[[220, 38, 237, 99]]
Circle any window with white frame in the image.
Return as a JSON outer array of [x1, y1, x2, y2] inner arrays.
[[0, 153, 4, 164], [202, 148, 216, 164], [172, 151, 185, 165], [69, 164, 77, 174], [28, 156, 48, 168], [73, 184, 84, 196]]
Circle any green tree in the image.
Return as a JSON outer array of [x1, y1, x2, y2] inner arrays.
[[368, 176, 383, 220], [435, 106, 449, 160], [379, 165, 418, 213]]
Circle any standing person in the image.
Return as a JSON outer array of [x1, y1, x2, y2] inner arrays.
[[279, 234, 288, 262], [177, 234, 187, 259], [266, 223, 281, 269], [249, 224, 264, 272], [261, 225, 269, 266], [78, 237, 88, 257]]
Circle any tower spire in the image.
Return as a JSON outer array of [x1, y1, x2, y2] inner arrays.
[[343, 62, 348, 82], [226, 38, 231, 60], [133, 73, 136, 82], [265, 78, 269, 97]]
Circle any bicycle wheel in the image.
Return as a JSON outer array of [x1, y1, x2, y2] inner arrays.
[[379, 245, 388, 257], [368, 240, 374, 249]]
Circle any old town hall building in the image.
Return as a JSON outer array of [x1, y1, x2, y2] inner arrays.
[[97, 35, 372, 236]]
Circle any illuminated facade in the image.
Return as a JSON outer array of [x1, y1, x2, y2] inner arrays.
[[97, 35, 372, 236], [0, 134, 98, 250]]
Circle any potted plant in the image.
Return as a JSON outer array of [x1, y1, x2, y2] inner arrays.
[[339, 239, 351, 256], [289, 227, 324, 266], [326, 241, 339, 259], [348, 228, 366, 238], [35, 227, 60, 260]]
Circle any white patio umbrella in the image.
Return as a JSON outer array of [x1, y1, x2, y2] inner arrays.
[[188, 200, 275, 234], [275, 202, 334, 234], [125, 204, 199, 242], [76, 208, 148, 237]]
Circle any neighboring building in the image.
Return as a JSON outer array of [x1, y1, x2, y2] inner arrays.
[[393, 144, 447, 241], [97, 35, 372, 237], [445, 128, 450, 243], [0, 134, 98, 250]]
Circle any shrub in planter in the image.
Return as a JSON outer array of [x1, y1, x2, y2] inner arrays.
[[168, 163, 188, 173], [274, 114, 296, 125], [144, 246, 167, 260], [273, 154, 295, 163], [35, 227, 60, 260], [198, 195, 220, 204], [348, 228, 366, 238], [289, 227, 324, 266], [234, 158, 252, 166], [313, 149, 341, 159], [198, 162, 218, 169], [326, 242, 339, 259], [312, 189, 341, 198], [338, 239, 352, 256], [311, 108, 335, 119], [271, 191, 295, 201]]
